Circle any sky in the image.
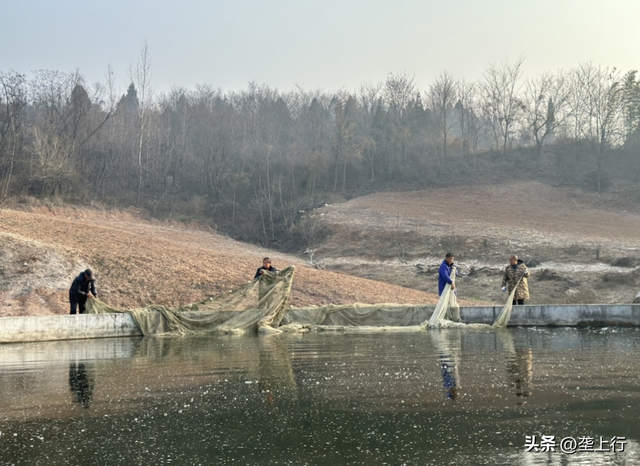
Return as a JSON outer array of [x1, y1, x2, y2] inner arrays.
[[2, 0, 639, 96]]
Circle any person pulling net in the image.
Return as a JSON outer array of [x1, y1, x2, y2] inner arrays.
[[422, 253, 490, 330], [87, 266, 295, 336], [492, 278, 522, 328], [426, 253, 463, 328], [493, 255, 530, 328]]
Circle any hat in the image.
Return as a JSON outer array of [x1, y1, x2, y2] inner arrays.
[[84, 268, 95, 280]]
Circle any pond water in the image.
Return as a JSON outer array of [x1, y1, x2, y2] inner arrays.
[[1, 327, 640, 465]]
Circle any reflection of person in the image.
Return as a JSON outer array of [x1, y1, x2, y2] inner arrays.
[[69, 269, 97, 315], [501, 255, 530, 305], [507, 348, 533, 398], [496, 330, 533, 401], [431, 331, 461, 400], [438, 253, 457, 296], [254, 257, 279, 279], [69, 362, 95, 409], [440, 354, 459, 400]]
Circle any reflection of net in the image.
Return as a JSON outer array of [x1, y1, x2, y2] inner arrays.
[[258, 336, 297, 405], [87, 266, 295, 336]]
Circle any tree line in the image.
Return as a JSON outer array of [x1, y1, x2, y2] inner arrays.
[[1, 54, 640, 248]]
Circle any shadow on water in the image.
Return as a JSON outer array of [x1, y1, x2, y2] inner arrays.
[[1, 328, 640, 465]]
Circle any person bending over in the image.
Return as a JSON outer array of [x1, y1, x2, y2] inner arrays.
[[69, 268, 97, 315]]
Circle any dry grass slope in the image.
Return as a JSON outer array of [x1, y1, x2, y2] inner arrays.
[[0, 205, 443, 317]]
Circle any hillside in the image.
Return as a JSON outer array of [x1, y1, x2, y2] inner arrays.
[[0, 205, 445, 317], [3, 180, 639, 317], [304, 181, 640, 305]]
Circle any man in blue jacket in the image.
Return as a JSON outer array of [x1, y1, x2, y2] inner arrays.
[[438, 253, 457, 296], [69, 268, 97, 314]]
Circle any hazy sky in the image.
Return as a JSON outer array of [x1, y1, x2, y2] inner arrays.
[[2, 0, 639, 95]]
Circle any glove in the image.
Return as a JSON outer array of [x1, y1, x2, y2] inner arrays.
[[501, 286, 507, 292]]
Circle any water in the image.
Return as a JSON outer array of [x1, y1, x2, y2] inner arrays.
[[1, 328, 640, 465]]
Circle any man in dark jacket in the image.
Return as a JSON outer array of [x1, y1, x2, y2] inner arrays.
[[255, 257, 278, 279], [69, 268, 97, 314]]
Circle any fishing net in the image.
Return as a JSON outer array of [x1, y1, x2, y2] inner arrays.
[[492, 278, 522, 328], [87, 266, 295, 336], [282, 303, 435, 328], [427, 283, 460, 326], [86, 262, 500, 336], [422, 271, 484, 329], [280, 300, 491, 332], [279, 265, 493, 332]]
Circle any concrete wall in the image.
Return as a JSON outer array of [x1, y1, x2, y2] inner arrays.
[[462, 304, 640, 326], [3, 304, 640, 343], [0, 313, 141, 344]]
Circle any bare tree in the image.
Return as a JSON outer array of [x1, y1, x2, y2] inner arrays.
[[523, 71, 570, 160], [383, 72, 415, 118], [383, 72, 416, 168], [29, 127, 75, 195], [357, 83, 382, 182], [130, 42, 153, 205], [358, 82, 382, 118], [298, 95, 330, 199], [331, 94, 359, 191], [428, 71, 457, 159], [27, 70, 84, 196], [621, 71, 640, 141], [481, 58, 526, 158], [568, 63, 624, 192], [453, 79, 479, 163], [0, 71, 27, 201]]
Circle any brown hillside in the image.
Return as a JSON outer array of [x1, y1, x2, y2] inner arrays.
[[307, 181, 640, 305], [0, 205, 444, 317]]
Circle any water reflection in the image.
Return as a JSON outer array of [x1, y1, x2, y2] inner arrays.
[[2, 329, 640, 465], [497, 330, 534, 400], [258, 335, 297, 405], [508, 348, 533, 398], [431, 330, 461, 400], [68, 361, 95, 409]]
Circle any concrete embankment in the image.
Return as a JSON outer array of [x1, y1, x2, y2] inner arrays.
[[0, 313, 142, 343], [462, 304, 640, 326], [2, 304, 640, 343]]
